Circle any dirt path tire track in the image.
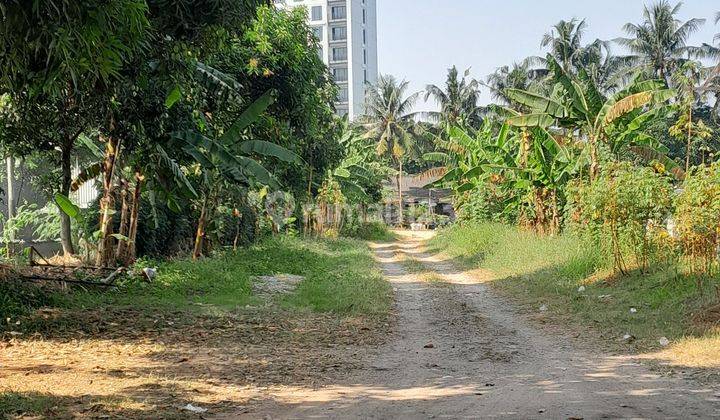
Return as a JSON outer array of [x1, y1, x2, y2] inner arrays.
[[233, 232, 720, 419]]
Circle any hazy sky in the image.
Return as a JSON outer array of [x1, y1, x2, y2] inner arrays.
[[376, 0, 719, 110]]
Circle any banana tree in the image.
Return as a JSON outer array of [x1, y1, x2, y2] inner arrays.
[[172, 90, 302, 259], [426, 118, 578, 233], [505, 54, 674, 179]]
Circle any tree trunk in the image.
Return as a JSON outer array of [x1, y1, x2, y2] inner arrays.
[[589, 136, 599, 181], [686, 107, 693, 173], [115, 179, 130, 262], [396, 159, 403, 226], [193, 194, 209, 260], [125, 171, 144, 264], [96, 130, 121, 267], [550, 189, 559, 236], [59, 144, 75, 256], [520, 129, 530, 168]]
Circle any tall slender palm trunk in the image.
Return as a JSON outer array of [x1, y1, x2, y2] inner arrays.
[[686, 107, 693, 173], [396, 159, 403, 225]]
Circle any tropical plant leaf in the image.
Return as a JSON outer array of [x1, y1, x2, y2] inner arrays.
[[414, 167, 448, 182], [455, 183, 475, 193], [339, 179, 368, 199], [235, 156, 279, 188], [507, 113, 555, 128], [334, 168, 351, 178], [165, 85, 182, 109], [505, 89, 568, 118], [77, 134, 104, 159], [195, 62, 243, 103], [602, 91, 653, 125], [239, 140, 302, 164], [155, 144, 197, 198], [54, 193, 80, 220], [221, 90, 275, 143], [423, 152, 450, 163], [70, 162, 103, 192]]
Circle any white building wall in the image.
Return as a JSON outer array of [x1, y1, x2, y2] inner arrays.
[[275, 0, 378, 121]]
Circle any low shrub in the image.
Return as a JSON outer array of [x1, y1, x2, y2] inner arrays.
[[455, 183, 518, 225], [675, 162, 720, 275], [569, 162, 673, 274], [341, 221, 394, 241]]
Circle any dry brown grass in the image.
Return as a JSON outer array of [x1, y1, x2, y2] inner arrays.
[[0, 307, 390, 419]]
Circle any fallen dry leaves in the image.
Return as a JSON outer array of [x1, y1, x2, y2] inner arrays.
[[0, 305, 390, 419]]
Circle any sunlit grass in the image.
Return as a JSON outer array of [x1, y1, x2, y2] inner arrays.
[[430, 222, 720, 353], [5, 236, 392, 321]]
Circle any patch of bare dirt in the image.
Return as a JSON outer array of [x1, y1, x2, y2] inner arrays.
[[0, 305, 390, 419]]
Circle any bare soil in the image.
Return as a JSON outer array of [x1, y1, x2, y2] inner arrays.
[[236, 231, 720, 419], [0, 306, 387, 418]]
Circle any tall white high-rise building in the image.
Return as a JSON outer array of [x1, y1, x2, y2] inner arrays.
[[275, 0, 378, 120]]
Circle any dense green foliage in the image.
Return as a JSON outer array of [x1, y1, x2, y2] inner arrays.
[[0, 1, 380, 264], [568, 163, 673, 273]]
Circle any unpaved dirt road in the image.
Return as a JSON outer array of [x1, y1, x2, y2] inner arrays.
[[236, 232, 720, 419]]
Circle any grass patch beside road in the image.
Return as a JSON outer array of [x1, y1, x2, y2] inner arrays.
[[429, 222, 720, 359], [1, 236, 392, 419], [3, 235, 392, 322]]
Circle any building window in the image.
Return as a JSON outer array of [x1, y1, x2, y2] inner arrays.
[[331, 26, 347, 41], [317, 47, 324, 60], [338, 87, 349, 102], [332, 67, 348, 82], [363, 49, 367, 64], [311, 26, 323, 41], [331, 5, 346, 20], [363, 29, 366, 44], [364, 69, 368, 84], [332, 47, 347, 61], [363, 9, 366, 24], [311, 6, 322, 21]]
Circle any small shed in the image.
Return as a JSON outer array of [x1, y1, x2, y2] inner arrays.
[[383, 170, 455, 226]]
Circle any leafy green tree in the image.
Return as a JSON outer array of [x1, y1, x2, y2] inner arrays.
[[361, 75, 419, 224], [0, 0, 150, 256], [207, 5, 342, 200]]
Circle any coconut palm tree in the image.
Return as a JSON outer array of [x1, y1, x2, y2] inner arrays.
[[541, 19, 588, 73], [424, 66, 482, 128], [361, 74, 419, 224], [485, 61, 534, 107], [698, 12, 720, 117], [616, 1, 706, 84], [577, 39, 634, 94]]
